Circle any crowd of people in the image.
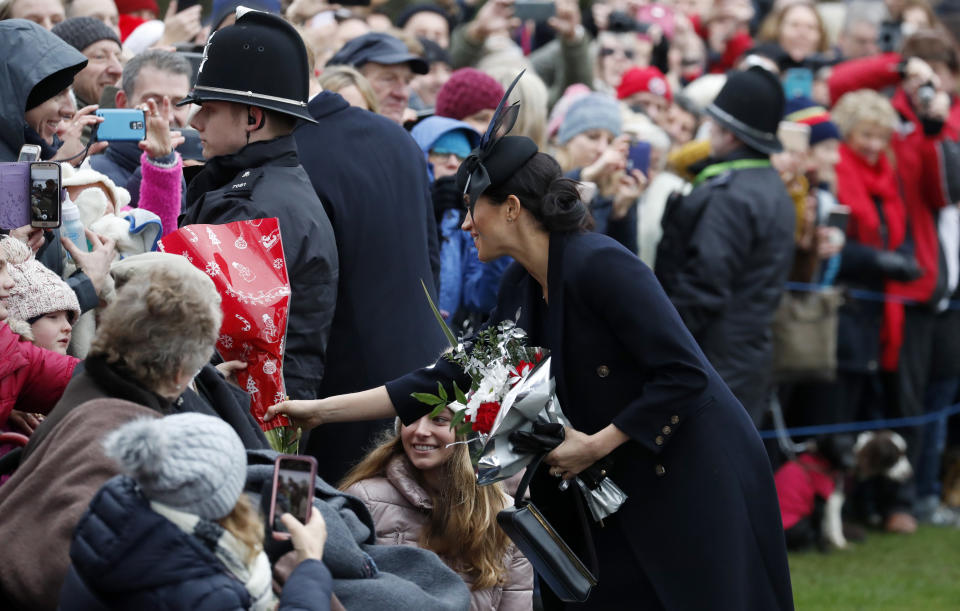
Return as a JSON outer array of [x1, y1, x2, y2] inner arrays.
[[2, 0, 960, 608]]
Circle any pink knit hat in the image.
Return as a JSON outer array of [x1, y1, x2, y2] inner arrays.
[[0, 237, 80, 326], [435, 68, 505, 121]]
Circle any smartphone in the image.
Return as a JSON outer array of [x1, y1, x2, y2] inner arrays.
[[177, 0, 202, 12], [17, 145, 42, 162], [0, 162, 31, 230], [627, 140, 651, 174], [825, 204, 851, 233], [777, 121, 810, 154], [783, 68, 814, 99], [514, 0, 555, 22], [636, 3, 675, 39], [29, 162, 61, 229], [337, 0, 372, 7], [94, 109, 146, 142], [268, 454, 317, 540]]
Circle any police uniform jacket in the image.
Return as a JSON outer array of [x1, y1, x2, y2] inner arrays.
[[655, 149, 796, 422], [386, 230, 794, 610], [181, 135, 338, 400]]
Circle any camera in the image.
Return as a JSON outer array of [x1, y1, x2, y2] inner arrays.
[[917, 83, 937, 108]]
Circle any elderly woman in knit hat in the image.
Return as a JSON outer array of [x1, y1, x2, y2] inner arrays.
[[61, 413, 332, 609], [554, 92, 647, 252]]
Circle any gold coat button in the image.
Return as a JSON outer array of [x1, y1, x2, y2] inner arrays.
[[670, 415, 679, 425], [655, 435, 664, 446], [655, 464, 666, 476], [662, 425, 672, 435], [596, 365, 610, 378]]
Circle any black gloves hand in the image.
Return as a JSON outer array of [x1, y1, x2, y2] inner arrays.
[[876, 251, 924, 281], [432, 176, 463, 225]]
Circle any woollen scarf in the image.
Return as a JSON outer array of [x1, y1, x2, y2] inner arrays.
[[150, 501, 277, 610], [835, 143, 907, 370]]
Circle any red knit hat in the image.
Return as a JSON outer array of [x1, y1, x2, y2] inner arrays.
[[115, 0, 159, 17], [435, 68, 505, 121], [616, 66, 672, 102]]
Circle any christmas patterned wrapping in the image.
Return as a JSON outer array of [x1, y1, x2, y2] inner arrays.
[[159, 218, 291, 431]]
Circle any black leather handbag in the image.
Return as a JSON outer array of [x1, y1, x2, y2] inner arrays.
[[496, 454, 599, 602]]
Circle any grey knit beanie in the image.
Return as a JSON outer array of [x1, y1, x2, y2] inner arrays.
[[52, 16, 121, 53], [556, 93, 623, 145], [103, 413, 248, 520]]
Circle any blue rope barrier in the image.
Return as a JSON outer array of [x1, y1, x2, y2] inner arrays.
[[758, 402, 960, 439], [784, 281, 960, 311]]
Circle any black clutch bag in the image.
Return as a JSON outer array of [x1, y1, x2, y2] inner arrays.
[[496, 454, 598, 603]]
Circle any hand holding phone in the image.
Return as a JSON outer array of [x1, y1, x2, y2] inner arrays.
[[281, 507, 328, 563], [268, 454, 317, 540], [17, 145, 41, 162]]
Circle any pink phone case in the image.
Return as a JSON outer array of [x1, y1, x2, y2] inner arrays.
[[268, 454, 317, 540]]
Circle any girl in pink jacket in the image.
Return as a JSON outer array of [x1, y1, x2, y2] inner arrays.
[[341, 408, 533, 611]]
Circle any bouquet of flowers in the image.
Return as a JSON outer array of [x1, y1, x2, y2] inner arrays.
[[159, 218, 298, 453], [413, 318, 545, 436], [414, 283, 627, 520]]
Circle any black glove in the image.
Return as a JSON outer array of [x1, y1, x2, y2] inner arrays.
[[432, 176, 462, 225], [876, 251, 923, 282], [509, 422, 565, 454]]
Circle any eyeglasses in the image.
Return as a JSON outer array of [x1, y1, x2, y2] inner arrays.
[[600, 47, 635, 59]]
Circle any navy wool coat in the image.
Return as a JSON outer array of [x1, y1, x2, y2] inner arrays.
[[387, 231, 794, 610], [294, 92, 448, 483]]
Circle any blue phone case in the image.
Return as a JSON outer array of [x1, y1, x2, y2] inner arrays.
[[783, 68, 814, 100], [627, 141, 651, 174], [95, 109, 146, 142]]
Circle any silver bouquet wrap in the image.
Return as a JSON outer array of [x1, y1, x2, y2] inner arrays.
[[475, 357, 627, 521]]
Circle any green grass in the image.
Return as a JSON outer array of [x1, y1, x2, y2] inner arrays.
[[789, 526, 960, 610]]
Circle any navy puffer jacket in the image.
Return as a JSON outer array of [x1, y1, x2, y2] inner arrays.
[[60, 475, 332, 610]]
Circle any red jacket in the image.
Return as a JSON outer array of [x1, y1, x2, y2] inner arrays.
[[0, 323, 78, 427], [829, 53, 957, 308]]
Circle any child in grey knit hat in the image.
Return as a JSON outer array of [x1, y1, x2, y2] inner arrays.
[[101, 413, 329, 610]]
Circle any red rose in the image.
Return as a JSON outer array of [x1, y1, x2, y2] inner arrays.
[[472, 401, 500, 434]]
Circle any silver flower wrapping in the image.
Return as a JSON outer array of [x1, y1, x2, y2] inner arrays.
[[475, 357, 627, 521]]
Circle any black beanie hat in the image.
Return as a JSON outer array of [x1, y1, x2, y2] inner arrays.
[[25, 65, 86, 110], [52, 16, 121, 53]]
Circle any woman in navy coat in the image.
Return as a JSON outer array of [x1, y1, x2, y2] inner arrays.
[[267, 134, 794, 609]]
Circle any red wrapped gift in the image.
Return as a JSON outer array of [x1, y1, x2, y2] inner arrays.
[[159, 218, 291, 431]]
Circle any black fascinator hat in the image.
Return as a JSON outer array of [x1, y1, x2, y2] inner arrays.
[[456, 70, 539, 215]]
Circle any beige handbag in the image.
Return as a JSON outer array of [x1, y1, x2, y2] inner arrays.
[[772, 288, 843, 382]]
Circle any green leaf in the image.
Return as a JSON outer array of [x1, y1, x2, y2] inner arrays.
[[421, 278, 458, 349], [451, 409, 466, 428], [453, 381, 468, 406], [429, 403, 446, 419], [437, 382, 448, 403], [411, 392, 443, 406]]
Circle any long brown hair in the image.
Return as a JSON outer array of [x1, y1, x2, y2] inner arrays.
[[340, 429, 512, 590], [218, 494, 264, 564]]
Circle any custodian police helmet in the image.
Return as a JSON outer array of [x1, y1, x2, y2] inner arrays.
[[178, 7, 316, 123]]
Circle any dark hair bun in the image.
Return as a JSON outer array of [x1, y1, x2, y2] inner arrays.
[[540, 176, 588, 232], [484, 153, 590, 233]]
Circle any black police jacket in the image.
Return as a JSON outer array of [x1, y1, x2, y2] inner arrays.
[[181, 135, 339, 399], [655, 148, 796, 421]]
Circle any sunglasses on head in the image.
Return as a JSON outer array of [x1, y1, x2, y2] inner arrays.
[[600, 47, 635, 59]]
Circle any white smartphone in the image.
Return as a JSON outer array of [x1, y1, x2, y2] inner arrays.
[[17, 144, 41, 162]]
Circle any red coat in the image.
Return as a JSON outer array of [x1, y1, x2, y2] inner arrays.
[[829, 52, 958, 306], [775, 453, 836, 530], [0, 323, 78, 427]]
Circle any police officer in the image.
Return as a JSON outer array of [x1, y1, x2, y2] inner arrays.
[[179, 8, 338, 402], [655, 66, 796, 425]]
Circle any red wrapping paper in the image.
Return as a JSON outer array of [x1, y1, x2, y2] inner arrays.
[[159, 218, 291, 430]]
